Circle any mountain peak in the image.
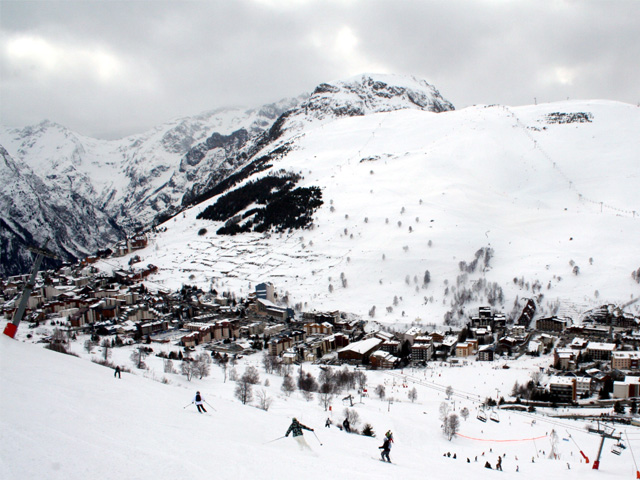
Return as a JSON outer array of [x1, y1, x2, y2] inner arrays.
[[306, 73, 455, 118]]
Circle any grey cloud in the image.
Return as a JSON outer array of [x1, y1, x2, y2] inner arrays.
[[1, 0, 638, 139]]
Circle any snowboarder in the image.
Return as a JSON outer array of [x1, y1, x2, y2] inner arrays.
[[114, 366, 121, 378], [285, 418, 314, 450], [343, 417, 351, 433], [379, 430, 393, 462], [496, 455, 503, 471], [193, 391, 207, 413]]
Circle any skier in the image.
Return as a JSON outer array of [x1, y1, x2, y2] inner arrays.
[[192, 391, 207, 413], [325, 417, 332, 428], [343, 417, 351, 433], [114, 366, 121, 378], [379, 430, 393, 462], [285, 418, 314, 450], [496, 455, 503, 471]]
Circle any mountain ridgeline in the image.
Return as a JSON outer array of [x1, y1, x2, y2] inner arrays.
[[0, 74, 454, 277]]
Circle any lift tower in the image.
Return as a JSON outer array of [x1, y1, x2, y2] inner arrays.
[[3, 239, 57, 339]]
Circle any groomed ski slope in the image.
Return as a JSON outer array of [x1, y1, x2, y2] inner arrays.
[[1, 336, 636, 480]]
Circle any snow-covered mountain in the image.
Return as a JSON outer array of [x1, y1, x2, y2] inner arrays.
[[0, 74, 454, 277], [3, 73, 639, 326], [98, 94, 640, 325], [0, 98, 304, 276]]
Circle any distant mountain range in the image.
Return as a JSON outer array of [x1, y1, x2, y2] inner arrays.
[[2, 73, 639, 325], [0, 74, 452, 277]]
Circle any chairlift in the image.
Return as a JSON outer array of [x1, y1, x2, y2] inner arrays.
[[611, 445, 622, 456], [477, 410, 487, 423], [490, 410, 500, 423]]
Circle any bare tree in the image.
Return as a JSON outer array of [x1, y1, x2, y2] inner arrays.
[[443, 413, 460, 440], [163, 358, 175, 374], [235, 378, 253, 405], [375, 384, 386, 401], [84, 339, 95, 354], [100, 338, 112, 361], [445, 385, 453, 400], [181, 360, 198, 381], [130, 346, 147, 369], [408, 387, 418, 403], [460, 407, 469, 421], [281, 374, 295, 397], [256, 388, 273, 411], [439, 402, 451, 422], [343, 408, 360, 428], [242, 365, 261, 385], [194, 353, 211, 379], [318, 382, 335, 411]]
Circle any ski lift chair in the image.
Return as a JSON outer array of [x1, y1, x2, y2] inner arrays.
[[611, 445, 622, 456], [490, 410, 500, 423], [477, 410, 487, 422]]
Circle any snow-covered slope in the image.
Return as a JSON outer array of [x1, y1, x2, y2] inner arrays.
[[0, 99, 302, 276], [0, 335, 633, 480], [102, 99, 640, 325]]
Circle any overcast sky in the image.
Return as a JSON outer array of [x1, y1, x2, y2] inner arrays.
[[1, 0, 638, 139]]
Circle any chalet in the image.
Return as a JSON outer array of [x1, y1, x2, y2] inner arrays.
[[302, 310, 340, 325], [456, 342, 473, 358], [380, 340, 401, 355], [554, 348, 577, 370], [370, 350, 400, 369], [254, 298, 293, 320], [268, 330, 304, 356], [586, 342, 616, 361], [612, 351, 640, 370], [575, 376, 594, 397], [337, 337, 383, 364], [547, 376, 576, 403], [303, 322, 333, 336], [138, 320, 168, 336], [128, 234, 148, 251], [536, 316, 570, 332], [613, 377, 640, 399], [569, 337, 588, 350], [411, 342, 433, 362], [477, 344, 495, 361], [401, 326, 425, 345]]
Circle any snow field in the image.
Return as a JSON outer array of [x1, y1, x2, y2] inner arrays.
[[2, 333, 638, 480]]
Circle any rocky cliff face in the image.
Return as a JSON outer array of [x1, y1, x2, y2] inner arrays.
[[0, 74, 453, 276]]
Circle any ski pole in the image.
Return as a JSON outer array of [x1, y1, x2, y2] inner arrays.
[[264, 435, 286, 445], [312, 431, 323, 446], [205, 401, 217, 412], [183, 403, 193, 409]]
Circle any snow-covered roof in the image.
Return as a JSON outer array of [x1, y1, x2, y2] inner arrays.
[[586, 342, 616, 351], [338, 337, 382, 355]]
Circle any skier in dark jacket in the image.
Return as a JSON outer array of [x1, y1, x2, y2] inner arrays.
[[114, 366, 121, 378], [379, 430, 393, 462], [193, 391, 207, 413], [285, 418, 314, 450], [343, 417, 351, 432]]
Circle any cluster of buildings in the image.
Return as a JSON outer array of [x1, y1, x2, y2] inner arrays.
[[3, 256, 640, 404]]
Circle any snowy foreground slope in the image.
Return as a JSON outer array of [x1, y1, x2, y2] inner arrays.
[[101, 99, 640, 324], [1, 337, 636, 480]]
